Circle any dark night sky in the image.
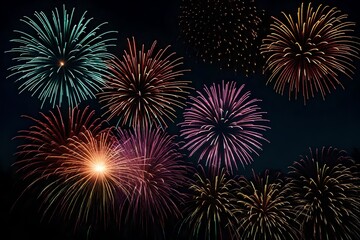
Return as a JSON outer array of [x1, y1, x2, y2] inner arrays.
[[1, 0, 359, 239]]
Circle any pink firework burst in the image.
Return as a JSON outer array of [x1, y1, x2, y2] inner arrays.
[[98, 37, 192, 129], [179, 80, 270, 174], [114, 126, 190, 230]]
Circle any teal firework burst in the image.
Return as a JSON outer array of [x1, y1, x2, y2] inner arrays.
[[6, 5, 116, 108]]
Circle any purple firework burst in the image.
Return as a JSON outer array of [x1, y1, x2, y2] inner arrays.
[[179, 80, 270, 173]]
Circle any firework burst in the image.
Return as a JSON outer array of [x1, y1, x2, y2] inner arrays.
[[98, 37, 192, 129], [13, 106, 104, 185], [38, 129, 143, 228], [6, 5, 116, 108], [286, 146, 360, 239], [114, 126, 189, 231], [260, 2, 360, 103], [179, 166, 238, 240], [235, 170, 300, 240], [179, 0, 265, 75], [179, 80, 270, 174]]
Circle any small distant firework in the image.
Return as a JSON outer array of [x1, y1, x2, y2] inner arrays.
[[13, 106, 103, 185], [114, 126, 189, 230], [7, 5, 116, 108], [179, 0, 265, 75], [98, 37, 192, 129], [179, 80, 270, 174], [179, 166, 238, 240], [39, 130, 142, 228], [286, 147, 360, 239], [261, 2, 360, 103], [235, 170, 300, 240]]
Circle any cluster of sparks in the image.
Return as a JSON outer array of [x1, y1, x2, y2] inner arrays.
[[179, 0, 265, 76], [5, 1, 360, 239]]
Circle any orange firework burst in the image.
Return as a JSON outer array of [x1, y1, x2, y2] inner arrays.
[[261, 2, 360, 103], [39, 129, 143, 228]]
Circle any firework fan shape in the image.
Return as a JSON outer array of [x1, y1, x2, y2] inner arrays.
[[98, 37, 192, 129], [286, 146, 360, 239], [39, 129, 143, 228], [179, 80, 270, 174], [6, 5, 117, 108], [235, 170, 300, 240], [114, 126, 189, 231], [179, 166, 238, 240], [178, 0, 265, 75], [260, 2, 360, 103], [13, 106, 104, 186]]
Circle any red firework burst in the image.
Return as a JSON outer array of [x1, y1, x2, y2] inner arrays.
[[98, 37, 192, 128], [13, 106, 104, 183]]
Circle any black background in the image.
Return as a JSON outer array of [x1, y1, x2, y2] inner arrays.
[[1, 0, 359, 239]]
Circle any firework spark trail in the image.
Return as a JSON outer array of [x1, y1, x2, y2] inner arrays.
[[6, 5, 117, 108], [261, 2, 360, 103], [98, 37, 192, 129], [179, 80, 270, 174]]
